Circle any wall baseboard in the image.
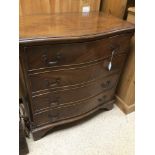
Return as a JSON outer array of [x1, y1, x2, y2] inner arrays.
[[115, 95, 135, 114]]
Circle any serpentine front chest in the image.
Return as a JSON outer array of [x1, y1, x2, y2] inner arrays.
[[19, 12, 134, 141]]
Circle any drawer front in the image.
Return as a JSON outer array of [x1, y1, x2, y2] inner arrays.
[[25, 34, 131, 71], [29, 54, 127, 93], [32, 74, 119, 113], [33, 89, 115, 127]]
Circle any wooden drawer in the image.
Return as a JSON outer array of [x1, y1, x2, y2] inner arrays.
[[33, 89, 115, 127], [25, 34, 131, 71], [29, 54, 127, 93], [32, 74, 119, 113]]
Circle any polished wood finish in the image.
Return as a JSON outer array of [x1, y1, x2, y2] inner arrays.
[[24, 33, 131, 71], [33, 90, 115, 127], [19, 0, 101, 16], [19, 13, 134, 141], [19, 12, 134, 44], [116, 7, 135, 114], [32, 74, 119, 113], [29, 54, 127, 92], [32, 99, 115, 141]]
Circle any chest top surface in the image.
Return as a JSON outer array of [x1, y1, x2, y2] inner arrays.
[[20, 12, 134, 44]]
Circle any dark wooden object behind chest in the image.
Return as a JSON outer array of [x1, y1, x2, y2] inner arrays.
[[19, 121, 29, 155], [19, 12, 134, 141]]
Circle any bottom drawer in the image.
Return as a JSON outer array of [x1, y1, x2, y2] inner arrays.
[[33, 89, 115, 127], [32, 73, 119, 113]]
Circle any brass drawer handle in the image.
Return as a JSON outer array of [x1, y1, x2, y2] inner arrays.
[[48, 113, 59, 122], [101, 80, 111, 88], [98, 95, 107, 103], [41, 52, 61, 66], [50, 101, 59, 107], [50, 78, 61, 87], [48, 96, 60, 107], [45, 78, 61, 87], [48, 61, 58, 65], [49, 99, 60, 107], [41, 54, 47, 62], [48, 53, 61, 65]]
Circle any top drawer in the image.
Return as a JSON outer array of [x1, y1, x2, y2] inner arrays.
[[24, 34, 131, 71]]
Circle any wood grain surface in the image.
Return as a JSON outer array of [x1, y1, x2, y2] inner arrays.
[[32, 74, 119, 113], [33, 89, 115, 127], [19, 12, 134, 44], [19, 12, 134, 140], [19, 0, 101, 16]]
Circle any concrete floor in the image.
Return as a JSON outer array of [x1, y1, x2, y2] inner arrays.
[[26, 105, 134, 155]]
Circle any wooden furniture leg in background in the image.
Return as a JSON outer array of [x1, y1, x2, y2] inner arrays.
[[100, 0, 127, 19]]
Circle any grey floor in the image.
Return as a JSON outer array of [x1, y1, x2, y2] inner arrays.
[[26, 105, 134, 155]]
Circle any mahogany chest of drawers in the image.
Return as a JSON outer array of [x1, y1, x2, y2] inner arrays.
[[19, 12, 134, 141]]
